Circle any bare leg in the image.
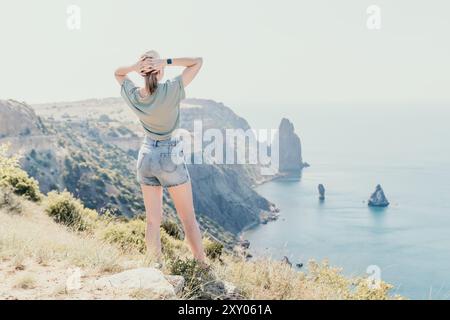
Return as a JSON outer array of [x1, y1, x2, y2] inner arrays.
[[141, 184, 163, 259], [167, 182, 206, 262]]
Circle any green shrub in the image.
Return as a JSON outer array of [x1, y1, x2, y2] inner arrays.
[[160, 228, 188, 258], [102, 219, 146, 253], [1, 169, 41, 202], [203, 237, 224, 260], [161, 218, 184, 240], [45, 191, 97, 231], [101, 219, 189, 258], [0, 144, 41, 201], [168, 257, 213, 298]]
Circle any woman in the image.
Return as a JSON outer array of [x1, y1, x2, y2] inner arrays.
[[114, 50, 206, 263]]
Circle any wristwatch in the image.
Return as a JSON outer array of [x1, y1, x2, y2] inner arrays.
[[166, 58, 173, 65]]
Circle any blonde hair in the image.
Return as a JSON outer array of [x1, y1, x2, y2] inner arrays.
[[142, 50, 160, 96]]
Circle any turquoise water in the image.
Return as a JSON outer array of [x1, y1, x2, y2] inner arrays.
[[237, 104, 450, 299]]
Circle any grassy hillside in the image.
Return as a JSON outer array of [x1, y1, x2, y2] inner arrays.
[[0, 146, 400, 300]]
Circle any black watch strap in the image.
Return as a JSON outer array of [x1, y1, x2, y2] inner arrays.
[[166, 58, 173, 65]]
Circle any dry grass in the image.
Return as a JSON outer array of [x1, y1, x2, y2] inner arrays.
[[0, 199, 151, 300], [212, 255, 401, 300], [0, 200, 400, 300], [0, 192, 399, 300], [0, 205, 124, 273]]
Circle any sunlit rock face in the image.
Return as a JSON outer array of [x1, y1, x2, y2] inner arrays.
[[0, 99, 45, 138], [277, 118, 303, 174]]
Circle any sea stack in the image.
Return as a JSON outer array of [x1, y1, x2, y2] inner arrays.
[[276, 118, 304, 174], [368, 184, 389, 207], [318, 184, 325, 200]]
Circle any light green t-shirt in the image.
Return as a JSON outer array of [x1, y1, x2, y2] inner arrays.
[[120, 75, 185, 140]]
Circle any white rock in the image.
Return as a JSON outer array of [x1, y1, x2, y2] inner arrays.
[[164, 275, 185, 295], [95, 268, 176, 297], [223, 281, 238, 295]]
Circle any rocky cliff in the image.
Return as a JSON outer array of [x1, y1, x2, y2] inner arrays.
[[2, 97, 306, 241], [0, 99, 46, 137], [2, 98, 292, 242], [179, 99, 274, 232]]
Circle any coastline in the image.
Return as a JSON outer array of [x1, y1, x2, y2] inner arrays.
[[238, 164, 309, 243], [237, 173, 279, 241]]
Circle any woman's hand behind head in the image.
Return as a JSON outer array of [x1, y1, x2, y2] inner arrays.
[[147, 58, 166, 74], [138, 59, 152, 76], [138, 58, 165, 77]]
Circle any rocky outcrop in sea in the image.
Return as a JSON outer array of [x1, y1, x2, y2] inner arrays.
[[318, 184, 325, 200], [368, 184, 389, 207], [277, 118, 304, 174]]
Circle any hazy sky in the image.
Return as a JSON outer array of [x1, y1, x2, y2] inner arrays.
[[1, 0, 450, 106]]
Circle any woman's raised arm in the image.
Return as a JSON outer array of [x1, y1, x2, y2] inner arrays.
[[114, 64, 136, 85], [174, 57, 203, 87], [143, 57, 203, 87], [114, 57, 148, 85]]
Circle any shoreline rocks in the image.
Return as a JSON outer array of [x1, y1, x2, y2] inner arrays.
[[238, 239, 250, 250], [259, 203, 280, 225], [260, 209, 280, 224]]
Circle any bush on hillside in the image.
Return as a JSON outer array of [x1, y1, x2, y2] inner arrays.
[[0, 144, 41, 201], [101, 218, 189, 257], [161, 218, 184, 240], [1, 170, 42, 202], [169, 257, 213, 298], [160, 228, 190, 259], [203, 237, 224, 260], [45, 191, 97, 231], [102, 219, 146, 253]]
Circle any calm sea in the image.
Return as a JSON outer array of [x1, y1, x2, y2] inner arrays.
[[236, 103, 450, 299]]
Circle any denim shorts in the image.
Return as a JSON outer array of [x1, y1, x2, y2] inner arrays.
[[136, 136, 190, 187]]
